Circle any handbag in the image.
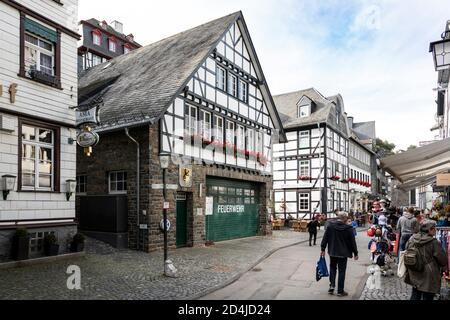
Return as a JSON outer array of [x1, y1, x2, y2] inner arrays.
[[397, 251, 407, 278], [316, 256, 329, 281]]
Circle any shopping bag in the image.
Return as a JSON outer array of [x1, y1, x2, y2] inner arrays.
[[397, 251, 407, 278], [316, 256, 329, 281], [393, 232, 399, 255]]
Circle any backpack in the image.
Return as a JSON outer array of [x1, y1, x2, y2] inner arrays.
[[404, 241, 425, 272]]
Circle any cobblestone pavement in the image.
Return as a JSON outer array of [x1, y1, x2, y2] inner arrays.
[[359, 273, 412, 300], [0, 230, 317, 300]]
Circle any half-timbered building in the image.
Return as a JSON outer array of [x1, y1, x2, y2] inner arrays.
[[0, 0, 79, 261], [272, 88, 350, 219], [76, 12, 286, 251]]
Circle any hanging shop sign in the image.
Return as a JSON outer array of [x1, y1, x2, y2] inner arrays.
[[76, 106, 100, 127], [76, 128, 99, 148], [179, 165, 193, 188], [437, 173, 450, 186]]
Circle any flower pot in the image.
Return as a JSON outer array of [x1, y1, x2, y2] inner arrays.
[[70, 242, 85, 253], [44, 243, 60, 256], [11, 235, 30, 261]]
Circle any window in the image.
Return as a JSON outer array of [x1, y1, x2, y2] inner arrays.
[[25, 33, 54, 76], [247, 128, 255, 152], [256, 131, 263, 154], [228, 73, 238, 97], [216, 66, 226, 91], [124, 45, 131, 54], [334, 133, 339, 151], [200, 110, 211, 140], [185, 104, 197, 136], [82, 52, 105, 70], [299, 131, 310, 149], [108, 38, 116, 52], [226, 121, 235, 145], [93, 31, 101, 45], [29, 231, 53, 255], [336, 109, 340, 125], [76, 175, 87, 194], [213, 115, 224, 142], [298, 105, 310, 118], [21, 124, 55, 190], [299, 193, 310, 211], [109, 171, 127, 194], [237, 125, 245, 150], [238, 79, 248, 103], [299, 160, 310, 177]]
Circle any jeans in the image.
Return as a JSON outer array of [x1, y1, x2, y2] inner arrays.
[[410, 288, 435, 301], [399, 233, 412, 251], [329, 257, 348, 294], [309, 231, 317, 246]]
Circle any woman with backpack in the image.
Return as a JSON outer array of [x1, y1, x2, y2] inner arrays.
[[404, 219, 448, 300]]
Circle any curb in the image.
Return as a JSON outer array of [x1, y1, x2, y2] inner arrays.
[[189, 233, 325, 300], [0, 252, 86, 270]]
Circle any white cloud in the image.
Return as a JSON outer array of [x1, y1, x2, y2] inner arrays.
[[79, 0, 450, 150]]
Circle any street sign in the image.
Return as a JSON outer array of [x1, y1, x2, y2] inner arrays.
[[160, 219, 171, 231], [139, 224, 148, 230], [151, 184, 178, 190], [437, 173, 450, 186], [76, 130, 99, 148], [76, 106, 100, 127], [164, 202, 170, 209]]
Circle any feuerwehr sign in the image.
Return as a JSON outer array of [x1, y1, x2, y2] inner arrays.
[[76, 106, 100, 127]]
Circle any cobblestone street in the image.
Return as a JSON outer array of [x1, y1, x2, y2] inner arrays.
[[360, 273, 412, 300], [0, 231, 317, 300]]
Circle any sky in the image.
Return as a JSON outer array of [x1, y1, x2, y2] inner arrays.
[[79, 0, 450, 150]]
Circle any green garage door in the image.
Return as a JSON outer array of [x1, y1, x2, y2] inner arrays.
[[206, 178, 260, 242]]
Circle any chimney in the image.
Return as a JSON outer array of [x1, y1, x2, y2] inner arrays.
[[348, 116, 354, 129], [110, 20, 124, 34]]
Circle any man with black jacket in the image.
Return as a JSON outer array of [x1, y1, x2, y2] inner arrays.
[[321, 212, 359, 297]]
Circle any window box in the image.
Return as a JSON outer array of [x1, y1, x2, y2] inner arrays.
[[28, 65, 59, 87], [256, 152, 268, 166], [341, 178, 349, 184], [330, 176, 341, 181], [299, 176, 311, 181]]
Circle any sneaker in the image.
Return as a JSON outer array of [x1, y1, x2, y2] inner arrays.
[[337, 291, 349, 297], [328, 287, 335, 294]]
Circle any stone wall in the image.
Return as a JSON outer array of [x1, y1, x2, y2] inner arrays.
[[77, 123, 274, 253]]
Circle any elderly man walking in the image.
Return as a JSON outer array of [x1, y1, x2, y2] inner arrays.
[[321, 212, 359, 297]]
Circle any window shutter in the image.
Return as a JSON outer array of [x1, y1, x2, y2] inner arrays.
[[437, 91, 445, 116]]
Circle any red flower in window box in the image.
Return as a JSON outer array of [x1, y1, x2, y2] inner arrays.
[[341, 178, 349, 184], [299, 176, 311, 181], [331, 176, 341, 181]]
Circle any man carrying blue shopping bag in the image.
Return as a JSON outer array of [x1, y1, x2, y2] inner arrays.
[[321, 212, 359, 297]]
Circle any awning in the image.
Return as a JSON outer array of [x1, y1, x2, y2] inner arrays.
[[380, 137, 450, 190]]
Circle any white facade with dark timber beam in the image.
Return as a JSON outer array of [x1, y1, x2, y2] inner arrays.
[[273, 88, 351, 219]]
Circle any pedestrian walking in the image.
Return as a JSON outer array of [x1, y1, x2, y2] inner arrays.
[[397, 207, 419, 254], [404, 219, 448, 300], [321, 212, 359, 297], [307, 217, 320, 246]]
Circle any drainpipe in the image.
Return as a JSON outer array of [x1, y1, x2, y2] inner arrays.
[[125, 128, 140, 251]]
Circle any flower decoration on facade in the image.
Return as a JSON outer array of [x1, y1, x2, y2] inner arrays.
[[299, 176, 311, 181], [330, 175, 341, 181]]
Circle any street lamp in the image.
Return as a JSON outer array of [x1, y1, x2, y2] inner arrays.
[[429, 31, 450, 71], [159, 153, 177, 278]]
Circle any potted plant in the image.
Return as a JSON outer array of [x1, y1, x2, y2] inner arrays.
[[11, 228, 30, 261], [70, 233, 85, 253], [44, 233, 60, 256]]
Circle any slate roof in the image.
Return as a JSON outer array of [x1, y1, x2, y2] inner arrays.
[[273, 88, 349, 136], [78, 12, 242, 130], [352, 121, 376, 141], [81, 18, 142, 48]]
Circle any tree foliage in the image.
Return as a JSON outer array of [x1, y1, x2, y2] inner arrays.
[[374, 138, 396, 157]]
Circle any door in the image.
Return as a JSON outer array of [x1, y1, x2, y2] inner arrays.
[[206, 178, 260, 242], [176, 194, 187, 248]]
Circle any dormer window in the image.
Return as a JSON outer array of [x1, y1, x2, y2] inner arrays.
[[108, 37, 117, 52], [101, 20, 108, 29], [127, 34, 134, 42], [336, 110, 340, 125], [298, 105, 310, 118], [92, 29, 102, 46], [124, 44, 132, 54]]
